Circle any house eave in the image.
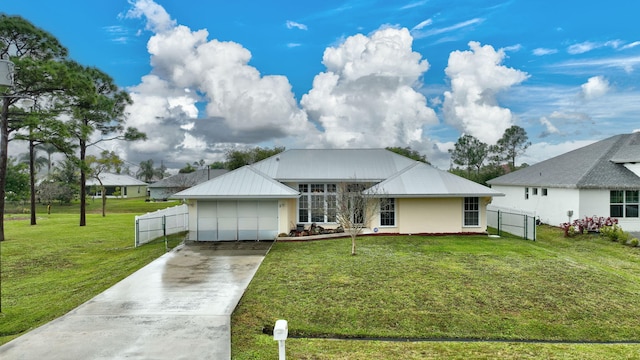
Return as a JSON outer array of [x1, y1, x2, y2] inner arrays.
[[374, 193, 504, 198], [170, 195, 300, 200]]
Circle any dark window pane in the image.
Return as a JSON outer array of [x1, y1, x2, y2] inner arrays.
[[464, 212, 479, 226], [464, 197, 479, 226], [626, 190, 639, 204], [610, 190, 624, 203], [626, 205, 639, 218], [610, 205, 623, 217]]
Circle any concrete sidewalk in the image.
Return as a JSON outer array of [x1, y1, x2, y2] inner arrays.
[[0, 241, 272, 360]]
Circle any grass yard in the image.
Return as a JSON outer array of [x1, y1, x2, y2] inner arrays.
[[232, 226, 640, 359], [0, 199, 182, 345]]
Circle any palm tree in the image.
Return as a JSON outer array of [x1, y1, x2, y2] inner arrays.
[[37, 143, 59, 175]]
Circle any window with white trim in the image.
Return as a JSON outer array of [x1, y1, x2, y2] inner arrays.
[[464, 197, 480, 226], [298, 183, 337, 223], [611, 190, 639, 218], [380, 198, 395, 226]]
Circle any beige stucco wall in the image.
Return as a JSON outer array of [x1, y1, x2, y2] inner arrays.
[[392, 198, 486, 234], [278, 198, 298, 234], [125, 185, 148, 198], [291, 197, 488, 235]]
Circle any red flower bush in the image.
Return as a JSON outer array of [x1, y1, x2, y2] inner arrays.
[[560, 216, 618, 237]]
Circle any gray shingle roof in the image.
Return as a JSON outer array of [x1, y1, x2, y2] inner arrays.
[[86, 173, 147, 186], [147, 169, 228, 188], [487, 133, 640, 189]]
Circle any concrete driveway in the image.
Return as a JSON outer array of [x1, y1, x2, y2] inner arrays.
[[0, 241, 272, 360]]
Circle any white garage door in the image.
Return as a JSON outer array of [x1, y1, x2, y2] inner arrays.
[[196, 200, 278, 241]]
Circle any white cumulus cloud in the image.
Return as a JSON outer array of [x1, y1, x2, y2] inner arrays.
[[581, 75, 610, 100], [442, 41, 529, 144], [301, 27, 438, 148], [123, 0, 316, 168]]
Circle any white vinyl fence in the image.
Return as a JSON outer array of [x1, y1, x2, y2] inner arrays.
[[487, 205, 537, 241], [135, 204, 189, 247]]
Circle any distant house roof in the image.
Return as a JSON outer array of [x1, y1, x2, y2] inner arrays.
[[173, 149, 501, 199], [147, 168, 228, 188], [487, 133, 640, 189], [86, 173, 147, 187]]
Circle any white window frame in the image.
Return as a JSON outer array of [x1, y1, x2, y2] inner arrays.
[[610, 190, 639, 218], [379, 198, 396, 227], [463, 197, 480, 227], [298, 183, 337, 223]]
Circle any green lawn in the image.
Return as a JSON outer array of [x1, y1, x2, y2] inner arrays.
[[4, 202, 640, 359], [0, 199, 182, 345], [231, 226, 640, 359]]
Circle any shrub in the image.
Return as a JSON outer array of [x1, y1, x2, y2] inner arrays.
[[618, 231, 631, 245], [600, 224, 633, 244], [629, 238, 639, 247], [561, 216, 618, 237]]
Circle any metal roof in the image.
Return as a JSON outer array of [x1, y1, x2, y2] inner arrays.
[[487, 133, 640, 189], [251, 149, 417, 182], [172, 166, 299, 199], [173, 149, 500, 200], [369, 162, 504, 197], [85, 173, 147, 187]]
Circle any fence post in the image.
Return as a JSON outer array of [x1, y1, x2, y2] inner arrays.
[[135, 218, 139, 248], [497, 210, 501, 237], [163, 215, 168, 252], [531, 215, 536, 241]]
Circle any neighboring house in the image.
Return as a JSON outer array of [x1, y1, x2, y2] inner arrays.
[[487, 133, 640, 231], [147, 168, 228, 200], [85, 173, 148, 199], [172, 149, 503, 241]]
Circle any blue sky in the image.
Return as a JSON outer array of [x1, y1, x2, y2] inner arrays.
[[4, 0, 640, 170]]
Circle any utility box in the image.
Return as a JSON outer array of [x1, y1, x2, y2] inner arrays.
[[0, 60, 14, 87], [273, 319, 288, 341]]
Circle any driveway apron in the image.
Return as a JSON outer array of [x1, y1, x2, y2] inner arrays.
[[0, 241, 272, 360]]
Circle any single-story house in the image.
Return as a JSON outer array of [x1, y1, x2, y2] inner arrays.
[[85, 173, 148, 199], [147, 168, 228, 200], [172, 149, 503, 241], [487, 133, 640, 231]]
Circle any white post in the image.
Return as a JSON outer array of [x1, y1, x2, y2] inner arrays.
[[273, 319, 288, 360], [278, 340, 286, 360]]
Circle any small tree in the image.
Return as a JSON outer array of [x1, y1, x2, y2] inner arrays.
[[495, 125, 531, 169], [87, 150, 124, 217], [449, 134, 488, 176], [335, 182, 381, 256], [6, 157, 29, 202]]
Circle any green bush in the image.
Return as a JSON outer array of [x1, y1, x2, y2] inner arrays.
[[619, 231, 631, 245], [600, 224, 628, 242], [629, 238, 639, 247]]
